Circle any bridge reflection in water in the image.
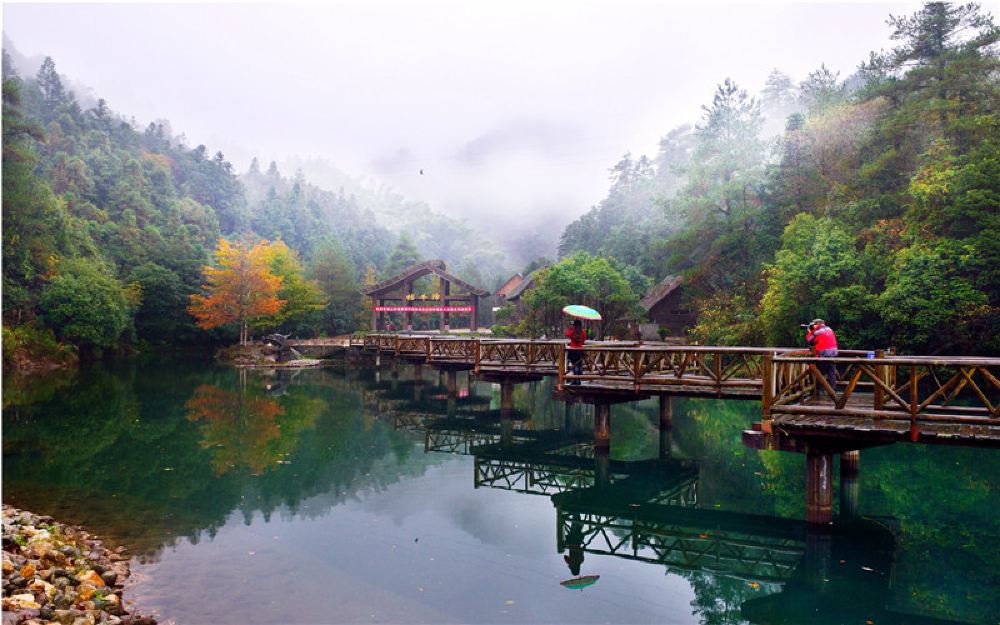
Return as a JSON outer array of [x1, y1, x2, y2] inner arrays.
[[356, 365, 978, 625]]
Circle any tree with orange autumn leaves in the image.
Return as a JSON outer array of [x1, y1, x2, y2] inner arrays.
[[188, 239, 285, 345]]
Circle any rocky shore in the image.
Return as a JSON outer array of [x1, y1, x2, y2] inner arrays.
[[2, 506, 155, 625]]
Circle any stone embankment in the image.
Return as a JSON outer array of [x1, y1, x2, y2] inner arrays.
[[2, 506, 155, 625]]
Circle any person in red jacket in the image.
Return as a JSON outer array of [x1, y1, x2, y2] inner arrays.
[[566, 319, 587, 384], [805, 318, 838, 391]]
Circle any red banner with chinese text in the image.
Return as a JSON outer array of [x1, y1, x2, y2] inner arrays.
[[374, 306, 474, 313]]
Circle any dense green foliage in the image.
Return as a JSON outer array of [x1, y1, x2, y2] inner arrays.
[[558, 2, 999, 354], [509, 252, 643, 339]]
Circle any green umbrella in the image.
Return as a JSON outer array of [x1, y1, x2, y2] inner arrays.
[[562, 305, 602, 321], [560, 575, 600, 590]]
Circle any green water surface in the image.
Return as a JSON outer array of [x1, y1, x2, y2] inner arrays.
[[3, 355, 999, 624]]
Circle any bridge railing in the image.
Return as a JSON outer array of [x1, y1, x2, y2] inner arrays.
[[428, 337, 478, 364], [476, 340, 565, 373], [765, 353, 1000, 440], [394, 335, 430, 358], [558, 345, 801, 396], [363, 333, 397, 351]]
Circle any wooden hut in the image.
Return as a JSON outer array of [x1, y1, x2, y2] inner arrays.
[[640, 275, 696, 335]]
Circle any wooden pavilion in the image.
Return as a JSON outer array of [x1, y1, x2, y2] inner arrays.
[[361, 260, 490, 332]]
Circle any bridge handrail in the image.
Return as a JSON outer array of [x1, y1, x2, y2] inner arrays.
[[763, 352, 999, 440], [773, 354, 1000, 366]]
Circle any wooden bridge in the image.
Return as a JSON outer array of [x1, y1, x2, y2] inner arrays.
[[352, 334, 1000, 443], [349, 333, 1000, 524]]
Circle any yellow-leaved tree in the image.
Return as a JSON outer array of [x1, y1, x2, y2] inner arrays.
[[188, 238, 285, 345]]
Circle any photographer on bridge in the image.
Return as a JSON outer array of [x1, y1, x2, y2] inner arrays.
[[804, 319, 838, 392]]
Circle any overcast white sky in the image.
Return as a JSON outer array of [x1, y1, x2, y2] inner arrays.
[[3, 1, 922, 231]]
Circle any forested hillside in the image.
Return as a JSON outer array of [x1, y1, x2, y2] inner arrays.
[[3, 2, 998, 368], [558, 2, 999, 355], [1, 48, 511, 367]]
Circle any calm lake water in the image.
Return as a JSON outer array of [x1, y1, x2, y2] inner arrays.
[[4, 354, 999, 625]]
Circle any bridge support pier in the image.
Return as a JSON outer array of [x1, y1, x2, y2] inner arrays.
[[806, 450, 833, 525], [594, 403, 611, 451], [839, 450, 860, 518], [659, 396, 673, 428], [500, 382, 515, 415], [446, 370, 458, 396]]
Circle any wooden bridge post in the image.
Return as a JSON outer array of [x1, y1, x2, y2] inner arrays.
[[840, 450, 860, 518], [594, 402, 611, 451], [714, 350, 723, 397], [910, 364, 920, 442], [557, 344, 566, 389], [873, 349, 886, 410], [761, 354, 774, 434], [446, 370, 458, 396], [805, 450, 833, 525]]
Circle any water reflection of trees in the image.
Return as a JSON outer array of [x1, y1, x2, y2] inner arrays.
[[185, 385, 287, 476], [2, 359, 438, 561]]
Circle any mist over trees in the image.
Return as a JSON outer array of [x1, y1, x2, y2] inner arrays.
[[556, 1, 999, 355], [1, 46, 513, 361]]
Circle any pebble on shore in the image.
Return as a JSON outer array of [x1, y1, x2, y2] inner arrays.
[[2, 505, 157, 625]]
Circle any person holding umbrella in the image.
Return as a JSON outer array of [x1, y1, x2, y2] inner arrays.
[[566, 319, 587, 383], [562, 305, 600, 385]]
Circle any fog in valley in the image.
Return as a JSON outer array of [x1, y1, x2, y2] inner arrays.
[[3, 2, 919, 272]]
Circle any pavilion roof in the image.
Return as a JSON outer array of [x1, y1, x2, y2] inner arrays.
[[640, 275, 684, 311], [361, 259, 490, 297]]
